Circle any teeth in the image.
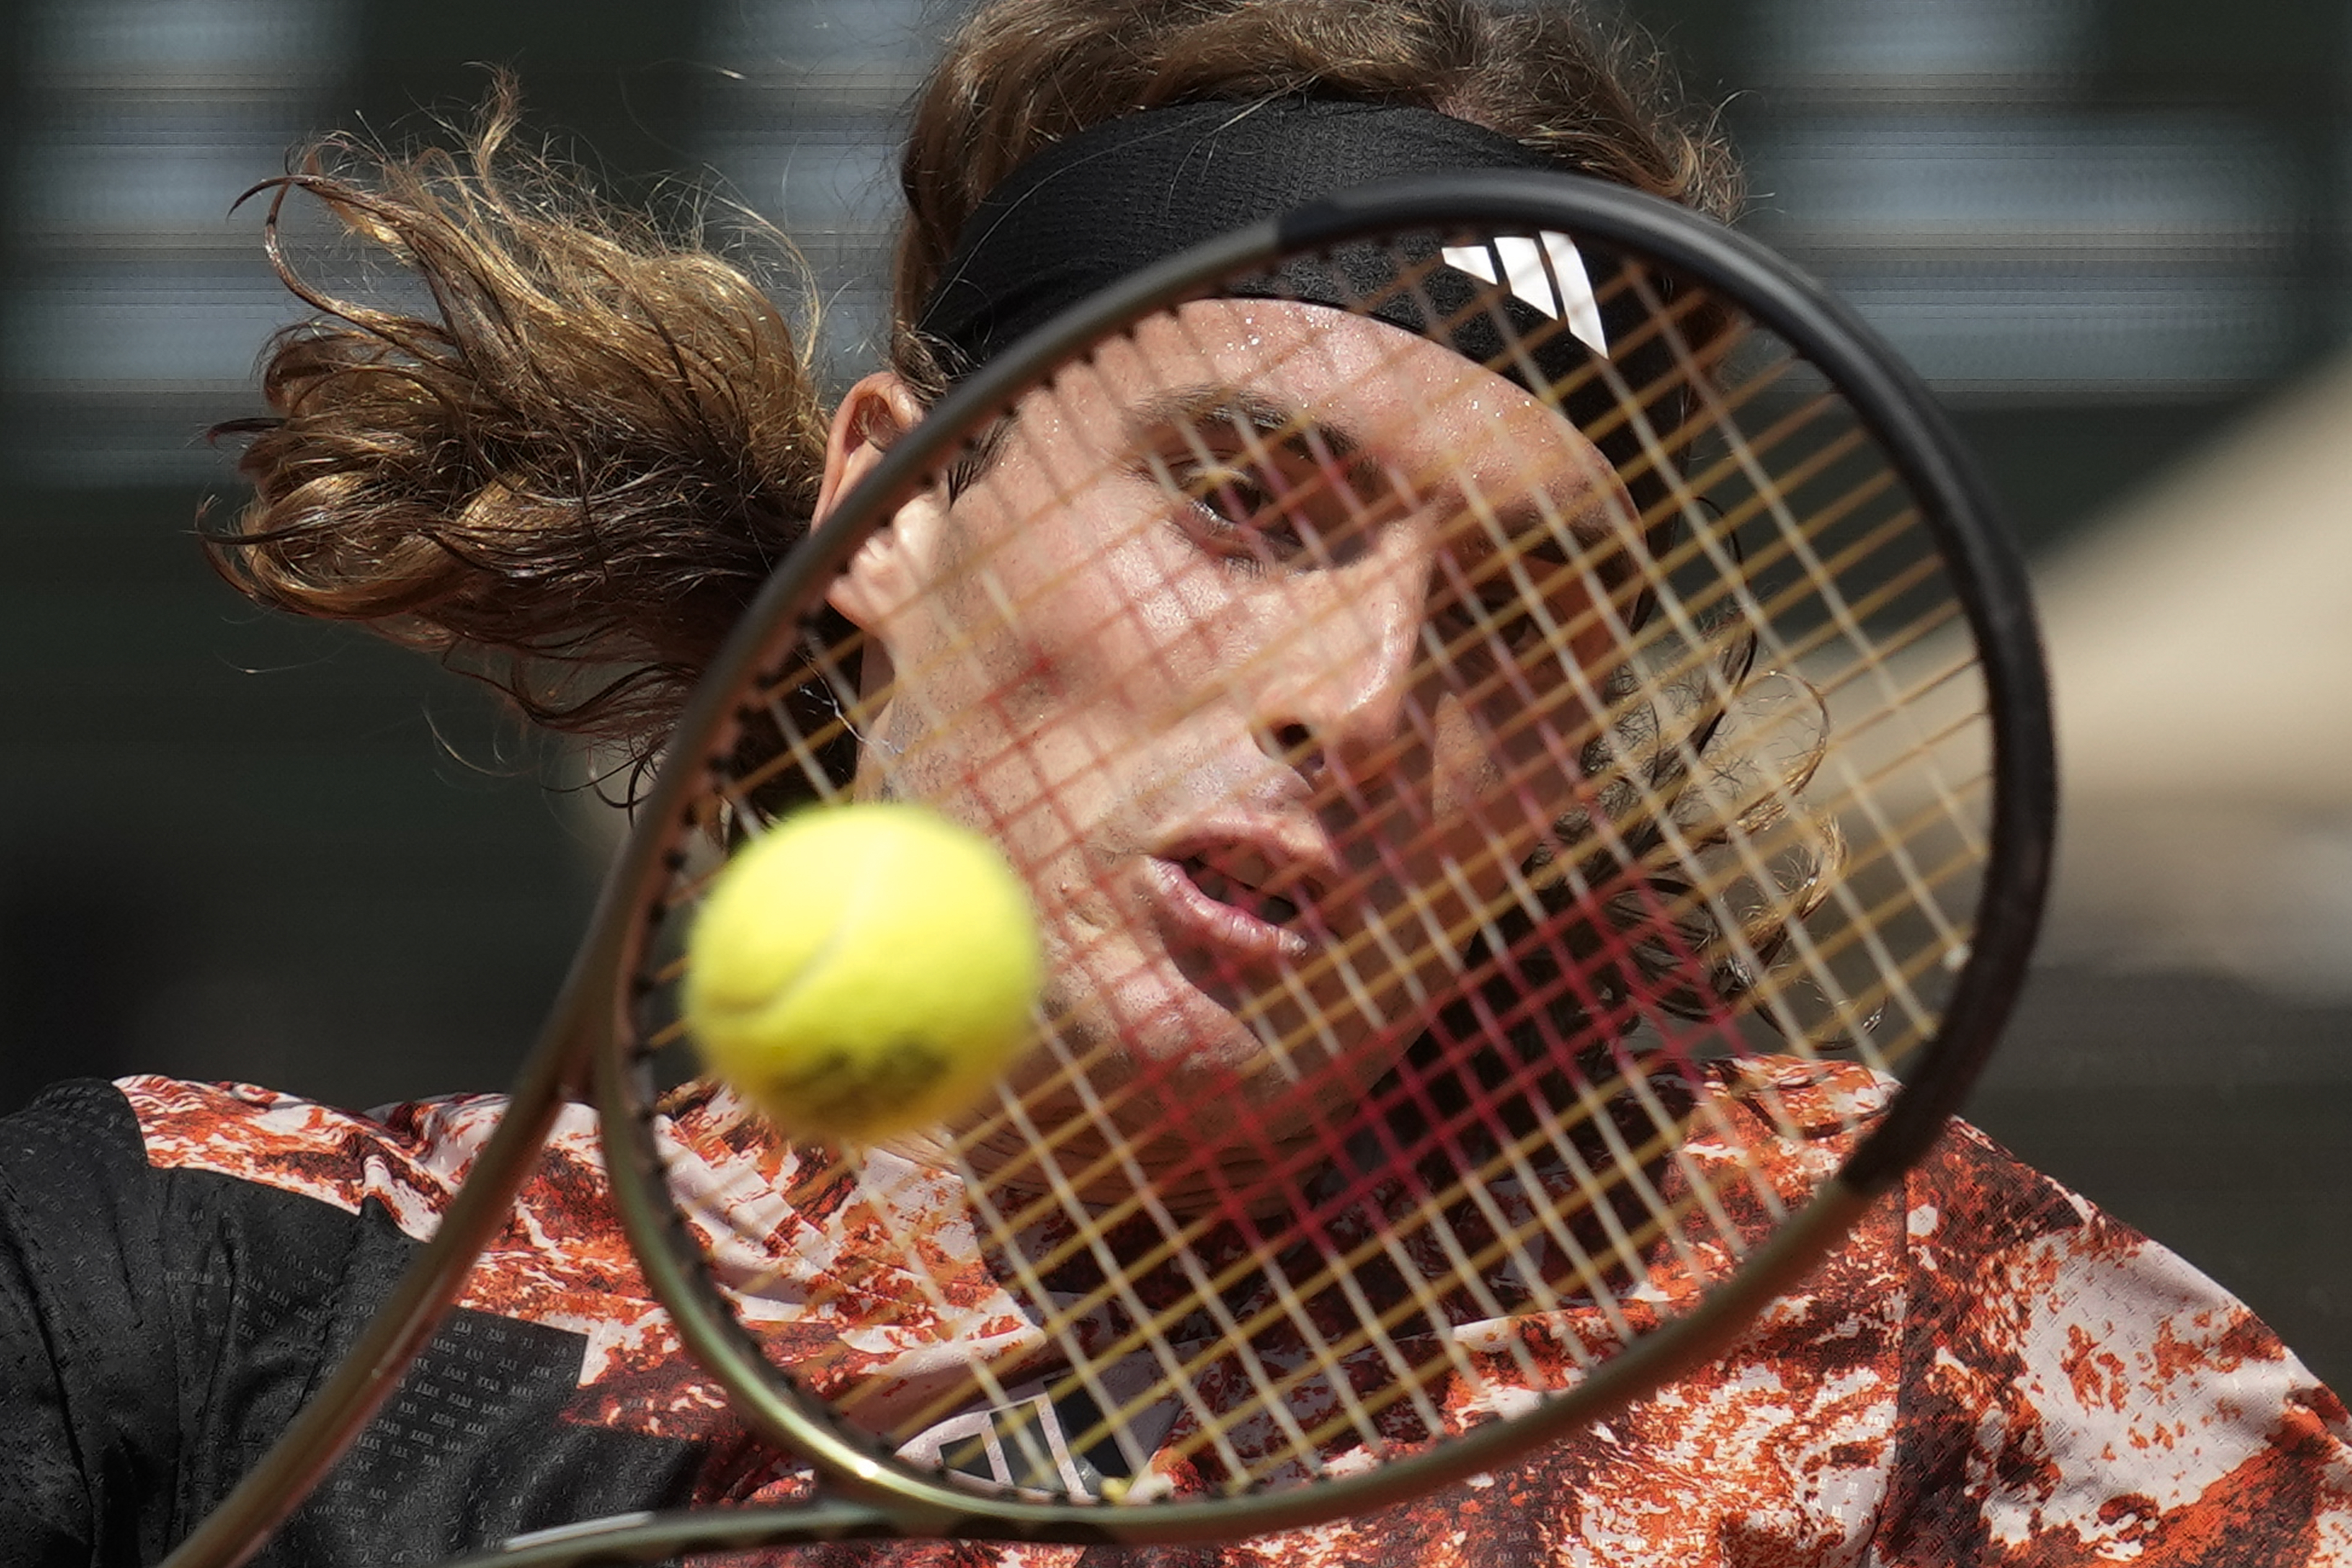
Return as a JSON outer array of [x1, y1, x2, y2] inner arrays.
[[1225, 847, 1274, 889]]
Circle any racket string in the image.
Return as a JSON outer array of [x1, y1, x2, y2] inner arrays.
[[623, 225, 2004, 1503]]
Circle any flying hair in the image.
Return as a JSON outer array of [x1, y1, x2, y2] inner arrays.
[[207, 0, 1738, 784]]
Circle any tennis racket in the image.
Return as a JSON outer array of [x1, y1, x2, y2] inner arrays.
[[167, 168, 2053, 1568]]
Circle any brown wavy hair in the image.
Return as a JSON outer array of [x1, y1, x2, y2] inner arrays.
[[206, 0, 1738, 776]]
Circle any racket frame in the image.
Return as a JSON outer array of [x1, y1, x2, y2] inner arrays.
[[598, 170, 2056, 1548]]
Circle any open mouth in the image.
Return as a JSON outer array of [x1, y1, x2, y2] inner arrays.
[[1180, 854, 1303, 928]]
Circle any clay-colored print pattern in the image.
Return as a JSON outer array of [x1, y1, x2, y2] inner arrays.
[[127, 1075, 1039, 1442], [1872, 1123, 2352, 1568], [123, 1073, 2351, 1564]]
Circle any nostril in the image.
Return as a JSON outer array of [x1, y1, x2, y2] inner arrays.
[[1271, 721, 1316, 770]]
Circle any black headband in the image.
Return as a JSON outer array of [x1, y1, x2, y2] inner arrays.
[[913, 98, 1676, 505], [918, 100, 1568, 360]]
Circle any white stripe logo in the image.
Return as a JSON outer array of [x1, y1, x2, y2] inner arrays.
[[1440, 232, 1610, 358]]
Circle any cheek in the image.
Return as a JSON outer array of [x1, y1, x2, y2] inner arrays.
[[1428, 694, 1509, 821], [990, 517, 1242, 720], [1425, 677, 1592, 872]]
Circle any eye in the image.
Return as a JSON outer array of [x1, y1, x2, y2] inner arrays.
[[1160, 455, 1310, 565], [1191, 463, 1279, 529]]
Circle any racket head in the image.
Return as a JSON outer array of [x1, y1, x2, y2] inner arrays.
[[588, 169, 2053, 1541]]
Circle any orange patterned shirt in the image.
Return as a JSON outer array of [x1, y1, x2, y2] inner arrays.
[[2, 1070, 2343, 1565]]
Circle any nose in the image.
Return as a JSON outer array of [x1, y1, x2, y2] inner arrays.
[[1248, 570, 1424, 782]]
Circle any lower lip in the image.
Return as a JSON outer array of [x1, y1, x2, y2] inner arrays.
[[1142, 857, 1315, 969]]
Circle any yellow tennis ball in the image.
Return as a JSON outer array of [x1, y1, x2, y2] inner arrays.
[[683, 802, 1042, 1144]]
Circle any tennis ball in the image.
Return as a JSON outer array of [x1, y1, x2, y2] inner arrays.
[[683, 802, 1042, 1144]]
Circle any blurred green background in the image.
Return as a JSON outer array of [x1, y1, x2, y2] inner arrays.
[[2, 0, 2345, 1390]]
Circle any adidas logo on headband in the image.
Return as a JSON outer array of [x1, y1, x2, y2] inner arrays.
[[1441, 233, 1612, 358]]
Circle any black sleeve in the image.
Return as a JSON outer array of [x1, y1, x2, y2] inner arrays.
[[0, 1080, 185, 1568], [4, 1079, 727, 1566]]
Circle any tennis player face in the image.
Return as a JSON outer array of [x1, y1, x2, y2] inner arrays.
[[825, 299, 1633, 1190]]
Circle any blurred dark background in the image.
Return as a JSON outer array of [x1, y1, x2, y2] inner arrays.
[[1, 0, 2345, 1389]]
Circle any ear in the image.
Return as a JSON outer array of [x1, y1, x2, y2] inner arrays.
[[819, 371, 944, 632]]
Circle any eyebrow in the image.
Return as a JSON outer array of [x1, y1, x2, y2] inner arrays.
[[1121, 383, 1364, 470]]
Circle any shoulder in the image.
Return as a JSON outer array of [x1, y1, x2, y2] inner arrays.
[[0, 1078, 188, 1317], [0, 1073, 581, 1457], [0, 1081, 191, 1562], [3, 1074, 150, 1173], [1662, 1062, 2352, 1561], [0, 1079, 168, 1364], [0, 1070, 553, 1359], [1882, 1119, 2352, 1564], [119, 1073, 526, 1240]]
